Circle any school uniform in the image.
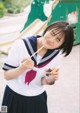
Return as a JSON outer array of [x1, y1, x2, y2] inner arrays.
[[2, 36, 62, 113]]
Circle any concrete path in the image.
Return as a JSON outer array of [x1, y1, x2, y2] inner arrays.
[[46, 45, 80, 113], [0, 45, 80, 113]]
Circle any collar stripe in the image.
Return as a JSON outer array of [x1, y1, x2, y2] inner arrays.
[[25, 39, 37, 60], [39, 50, 59, 63], [22, 36, 60, 67]]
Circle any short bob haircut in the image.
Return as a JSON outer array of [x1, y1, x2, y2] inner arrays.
[[43, 21, 75, 56]]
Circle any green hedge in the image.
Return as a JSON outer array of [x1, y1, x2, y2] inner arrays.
[[0, 0, 32, 18]]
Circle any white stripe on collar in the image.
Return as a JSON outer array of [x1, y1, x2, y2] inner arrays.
[[40, 49, 59, 63], [25, 37, 60, 65], [26, 39, 37, 61]]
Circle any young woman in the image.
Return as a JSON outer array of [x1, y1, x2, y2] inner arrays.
[[2, 21, 74, 113]]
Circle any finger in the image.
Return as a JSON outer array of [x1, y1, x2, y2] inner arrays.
[[21, 58, 27, 63], [54, 77, 59, 80], [54, 75, 59, 80]]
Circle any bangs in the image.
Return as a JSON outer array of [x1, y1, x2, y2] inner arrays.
[[43, 24, 65, 37], [51, 28, 65, 37], [50, 28, 65, 39]]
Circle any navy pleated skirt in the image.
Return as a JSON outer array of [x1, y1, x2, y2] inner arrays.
[[2, 86, 48, 113]]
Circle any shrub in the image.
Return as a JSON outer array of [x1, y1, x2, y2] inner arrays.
[[0, 0, 32, 18], [0, 1, 7, 17]]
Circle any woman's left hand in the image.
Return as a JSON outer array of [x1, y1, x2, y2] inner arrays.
[[41, 69, 59, 85], [45, 71, 59, 85]]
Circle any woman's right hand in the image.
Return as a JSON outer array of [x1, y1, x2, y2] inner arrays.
[[21, 57, 34, 70], [4, 57, 34, 80]]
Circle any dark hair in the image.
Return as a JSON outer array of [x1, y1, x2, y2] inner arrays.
[[43, 21, 75, 56]]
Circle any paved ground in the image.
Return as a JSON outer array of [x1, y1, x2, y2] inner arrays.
[[0, 45, 79, 113]]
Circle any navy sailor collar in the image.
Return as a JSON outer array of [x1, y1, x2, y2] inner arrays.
[[22, 36, 60, 67]]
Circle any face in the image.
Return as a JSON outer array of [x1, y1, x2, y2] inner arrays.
[[42, 29, 65, 49]]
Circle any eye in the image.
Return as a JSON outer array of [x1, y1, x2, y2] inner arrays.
[[56, 38, 60, 42], [51, 31, 55, 36]]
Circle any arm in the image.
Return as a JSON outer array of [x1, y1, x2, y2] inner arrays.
[[2, 40, 34, 80], [4, 66, 26, 80], [4, 57, 34, 80]]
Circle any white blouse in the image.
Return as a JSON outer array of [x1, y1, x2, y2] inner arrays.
[[3, 39, 63, 96]]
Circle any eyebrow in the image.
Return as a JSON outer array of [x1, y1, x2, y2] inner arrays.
[[51, 28, 62, 35], [51, 30, 64, 40], [51, 30, 63, 37], [51, 31, 56, 35], [58, 32, 65, 41]]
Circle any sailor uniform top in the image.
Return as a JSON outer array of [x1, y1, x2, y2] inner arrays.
[[2, 36, 63, 96]]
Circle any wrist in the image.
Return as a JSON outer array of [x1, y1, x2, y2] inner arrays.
[[19, 64, 27, 72]]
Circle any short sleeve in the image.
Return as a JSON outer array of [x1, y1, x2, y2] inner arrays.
[[2, 40, 22, 71]]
